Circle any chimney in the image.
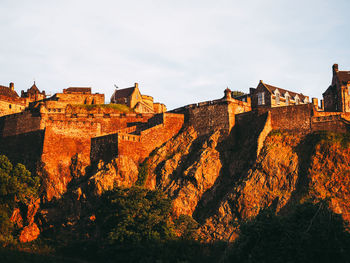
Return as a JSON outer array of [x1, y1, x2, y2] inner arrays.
[[224, 88, 232, 100], [321, 99, 324, 110], [9, 82, 14, 91], [333, 64, 339, 72], [312, 98, 318, 109], [134, 83, 138, 89]]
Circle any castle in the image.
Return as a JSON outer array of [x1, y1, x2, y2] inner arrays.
[[0, 64, 349, 200]]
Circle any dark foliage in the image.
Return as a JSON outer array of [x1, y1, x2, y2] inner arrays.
[[0, 155, 40, 243], [228, 200, 350, 263]]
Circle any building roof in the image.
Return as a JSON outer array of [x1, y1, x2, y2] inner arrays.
[[27, 82, 41, 94], [64, 87, 91, 93], [0, 85, 19, 98], [336, 71, 350, 84], [112, 87, 136, 99], [261, 81, 307, 101]]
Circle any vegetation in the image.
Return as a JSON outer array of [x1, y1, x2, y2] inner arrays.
[[57, 187, 223, 263], [228, 200, 350, 263], [0, 155, 40, 244], [232, 90, 246, 98], [74, 103, 134, 113], [135, 160, 149, 186], [98, 187, 175, 245]]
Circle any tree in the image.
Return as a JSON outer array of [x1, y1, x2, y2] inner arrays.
[[228, 201, 350, 263], [0, 155, 40, 242], [232, 91, 246, 98], [98, 187, 175, 245]]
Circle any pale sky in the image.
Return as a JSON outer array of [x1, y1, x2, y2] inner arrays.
[[1, 0, 349, 109]]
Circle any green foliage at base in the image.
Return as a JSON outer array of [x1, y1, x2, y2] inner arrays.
[[228, 200, 350, 263], [98, 187, 175, 245], [136, 161, 149, 187], [0, 155, 40, 244]]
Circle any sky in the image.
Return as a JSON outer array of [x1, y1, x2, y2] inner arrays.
[[1, 0, 350, 109]]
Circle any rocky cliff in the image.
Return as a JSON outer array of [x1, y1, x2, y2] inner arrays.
[[27, 116, 350, 243]]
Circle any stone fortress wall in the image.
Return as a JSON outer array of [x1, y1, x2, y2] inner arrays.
[[1, 64, 350, 200], [170, 96, 251, 136]]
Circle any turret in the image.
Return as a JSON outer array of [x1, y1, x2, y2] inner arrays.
[[224, 87, 232, 100]]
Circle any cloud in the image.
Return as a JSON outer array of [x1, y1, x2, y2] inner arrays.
[[0, 0, 349, 108]]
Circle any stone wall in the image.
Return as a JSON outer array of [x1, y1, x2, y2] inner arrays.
[[0, 95, 26, 117], [92, 113, 184, 164], [54, 92, 105, 105], [0, 130, 44, 174], [39, 111, 155, 200], [0, 111, 42, 137], [264, 104, 313, 132], [171, 98, 250, 135]]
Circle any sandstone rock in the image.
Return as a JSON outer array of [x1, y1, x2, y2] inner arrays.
[[27, 198, 41, 225], [89, 155, 139, 195], [19, 223, 40, 243], [10, 208, 23, 228]]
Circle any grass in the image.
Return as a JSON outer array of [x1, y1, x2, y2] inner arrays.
[[74, 104, 134, 113], [136, 160, 149, 187]]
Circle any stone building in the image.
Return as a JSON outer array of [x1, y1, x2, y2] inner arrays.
[[249, 80, 309, 109], [323, 64, 350, 112], [21, 82, 46, 103], [43, 87, 105, 106], [110, 83, 166, 113], [0, 83, 26, 116]]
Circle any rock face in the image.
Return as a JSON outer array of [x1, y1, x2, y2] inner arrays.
[[19, 223, 40, 243], [33, 121, 350, 243], [89, 156, 139, 195], [145, 127, 223, 217]]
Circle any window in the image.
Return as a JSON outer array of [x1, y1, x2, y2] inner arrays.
[[258, 92, 265, 105], [285, 94, 290, 106], [9, 104, 12, 109], [274, 89, 280, 105], [276, 94, 280, 105]]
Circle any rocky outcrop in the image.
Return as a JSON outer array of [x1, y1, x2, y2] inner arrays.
[[88, 156, 139, 195], [19, 223, 40, 243], [36, 121, 350, 243], [146, 128, 223, 217]]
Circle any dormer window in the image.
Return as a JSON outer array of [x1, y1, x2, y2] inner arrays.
[[258, 92, 265, 105], [275, 89, 280, 105], [285, 92, 290, 106]]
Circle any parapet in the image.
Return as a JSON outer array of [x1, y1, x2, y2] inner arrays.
[[63, 87, 92, 94]]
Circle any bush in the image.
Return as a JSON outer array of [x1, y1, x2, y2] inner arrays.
[[0, 155, 40, 243], [98, 187, 175, 245], [228, 200, 350, 263]]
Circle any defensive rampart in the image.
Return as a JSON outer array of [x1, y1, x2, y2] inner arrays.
[[91, 113, 184, 164], [171, 98, 251, 135]]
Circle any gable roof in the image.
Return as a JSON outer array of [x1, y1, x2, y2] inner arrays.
[[112, 87, 136, 99], [27, 82, 40, 94], [64, 87, 91, 93], [0, 85, 19, 98], [261, 82, 307, 101], [336, 71, 350, 84]]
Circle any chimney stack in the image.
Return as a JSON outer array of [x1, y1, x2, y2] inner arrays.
[[9, 82, 14, 91], [333, 64, 339, 72], [224, 88, 232, 100], [134, 83, 138, 89]]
